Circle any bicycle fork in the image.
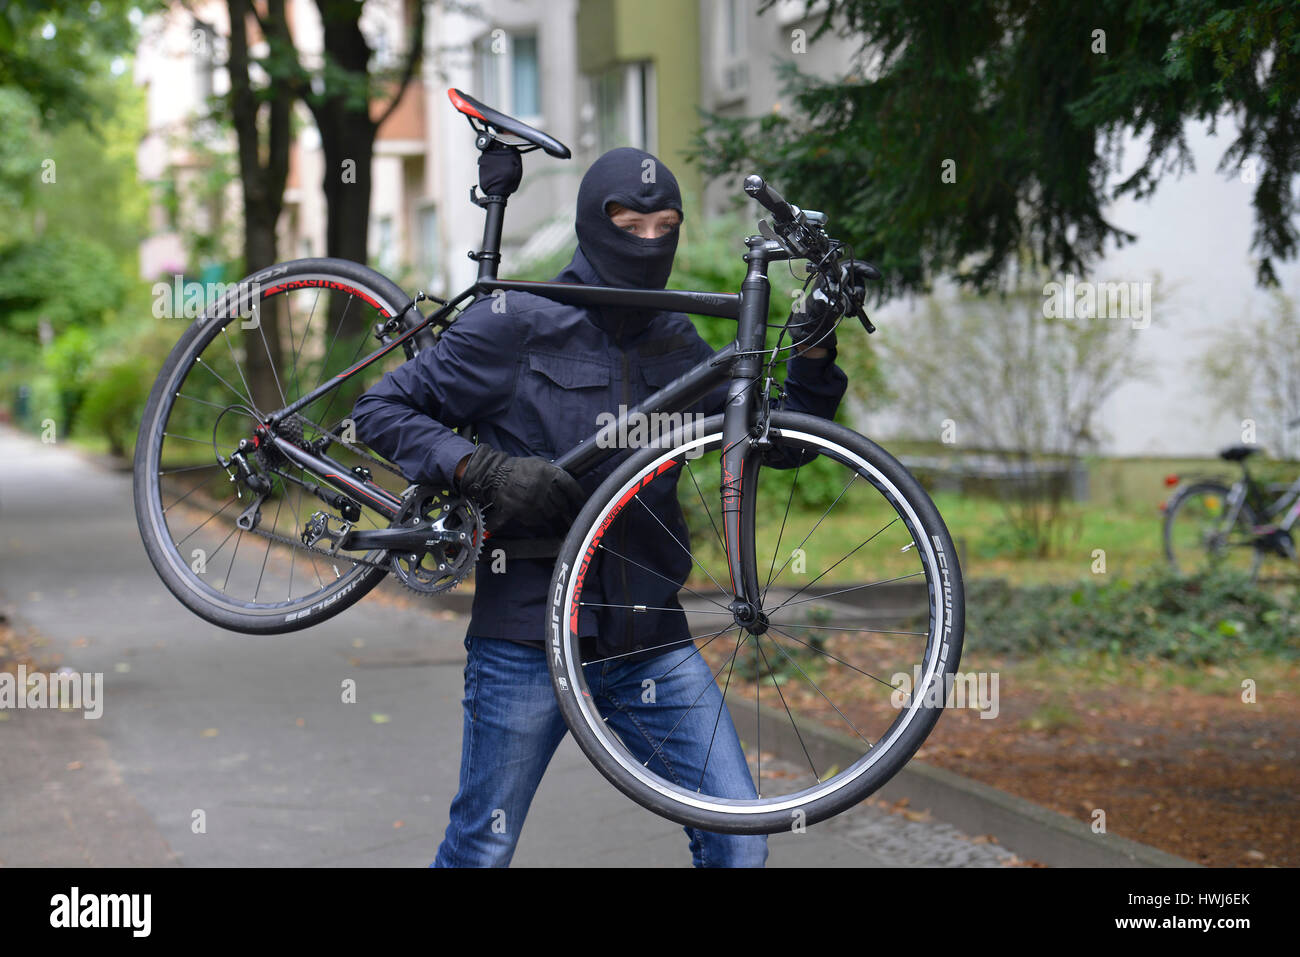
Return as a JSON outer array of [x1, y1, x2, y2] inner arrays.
[[720, 237, 778, 628]]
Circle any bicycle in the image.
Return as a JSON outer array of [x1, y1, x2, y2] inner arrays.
[[133, 88, 966, 835], [1163, 429, 1300, 581]]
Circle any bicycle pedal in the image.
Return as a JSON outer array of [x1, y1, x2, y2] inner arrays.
[[302, 511, 329, 547]]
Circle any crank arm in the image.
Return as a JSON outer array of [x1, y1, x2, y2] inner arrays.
[[337, 523, 471, 553]]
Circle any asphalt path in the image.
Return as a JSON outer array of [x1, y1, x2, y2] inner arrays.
[[0, 425, 1017, 867]]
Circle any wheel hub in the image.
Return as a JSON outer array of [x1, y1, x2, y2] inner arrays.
[[729, 600, 770, 635]]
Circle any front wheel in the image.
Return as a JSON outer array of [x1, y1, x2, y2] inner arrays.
[[546, 411, 965, 834]]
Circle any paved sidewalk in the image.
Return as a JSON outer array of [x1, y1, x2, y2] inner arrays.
[[0, 426, 1018, 867]]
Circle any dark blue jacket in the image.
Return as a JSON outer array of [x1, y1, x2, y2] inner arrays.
[[351, 249, 848, 659]]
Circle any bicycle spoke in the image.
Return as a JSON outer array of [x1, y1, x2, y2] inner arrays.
[[174, 496, 239, 548], [698, 631, 745, 791], [683, 457, 726, 554], [288, 289, 321, 400], [222, 527, 244, 592], [764, 469, 860, 596], [174, 392, 235, 413], [764, 627, 874, 746], [773, 571, 926, 611], [755, 634, 761, 797], [762, 461, 801, 603], [220, 326, 258, 413], [656, 625, 736, 679], [255, 320, 288, 409], [579, 625, 734, 668], [162, 470, 224, 513], [774, 620, 927, 637], [768, 516, 899, 613], [162, 431, 216, 446], [193, 355, 254, 410], [632, 493, 730, 595], [641, 628, 744, 775], [158, 463, 224, 476], [202, 520, 240, 567], [755, 634, 820, 783], [767, 624, 900, 692], [252, 490, 287, 602], [596, 541, 731, 611], [316, 327, 370, 431], [579, 601, 734, 615]]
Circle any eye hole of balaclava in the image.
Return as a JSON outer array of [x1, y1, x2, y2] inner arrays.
[[575, 147, 684, 290]]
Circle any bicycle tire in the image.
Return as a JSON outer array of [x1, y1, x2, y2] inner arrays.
[[546, 410, 965, 834], [133, 258, 413, 634], [1163, 480, 1262, 580]]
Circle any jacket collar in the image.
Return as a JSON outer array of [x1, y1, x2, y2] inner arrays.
[[552, 247, 660, 343]]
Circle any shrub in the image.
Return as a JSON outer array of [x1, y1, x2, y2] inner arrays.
[[966, 571, 1300, 665]]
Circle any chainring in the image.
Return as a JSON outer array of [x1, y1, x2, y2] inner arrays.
[[389, 484, 485, 595]]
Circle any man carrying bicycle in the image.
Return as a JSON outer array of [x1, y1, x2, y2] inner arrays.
[[352, 147, 848, 867]]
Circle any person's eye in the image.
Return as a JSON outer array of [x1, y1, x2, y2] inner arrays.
[[621, 223, 638, 232]]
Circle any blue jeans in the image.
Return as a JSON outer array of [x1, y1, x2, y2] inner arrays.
[[433, 635, 768, 868]]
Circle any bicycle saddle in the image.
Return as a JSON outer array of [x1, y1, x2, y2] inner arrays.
[[1219, 445, 1259, 461], [448, 88, 571, 159]]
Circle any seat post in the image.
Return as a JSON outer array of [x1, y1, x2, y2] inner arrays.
[[474, 194, 507, 281], [471, 139, 522, 282]]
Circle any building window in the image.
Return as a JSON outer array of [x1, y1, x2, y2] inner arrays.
[[418, 204, 439, 289], [375, 216, 396, 276], [590, 61, 655, 155], [715, 0, 749, 100], [192, 18, 217, 110], [475, 30, 542, 123]]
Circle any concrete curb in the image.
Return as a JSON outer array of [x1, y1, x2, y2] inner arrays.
[[729, 701, 1201, 868]]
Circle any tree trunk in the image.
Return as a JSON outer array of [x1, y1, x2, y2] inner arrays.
[[316, 106, 376, 349], [226, 0, 291, 414]]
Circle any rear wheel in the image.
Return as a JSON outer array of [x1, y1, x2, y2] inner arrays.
[[547, 411, 965, 834], [133, 258, 422, 634]]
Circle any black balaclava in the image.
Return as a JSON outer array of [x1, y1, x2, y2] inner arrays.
[[575, 147, 683, 290]]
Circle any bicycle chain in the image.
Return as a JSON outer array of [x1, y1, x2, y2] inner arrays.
[[227, 404, 455, 572], [236, 513, 394, 570]]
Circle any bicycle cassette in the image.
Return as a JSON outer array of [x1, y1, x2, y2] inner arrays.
[[389, 485, 485, 595]]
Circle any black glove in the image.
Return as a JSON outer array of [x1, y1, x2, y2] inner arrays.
[[456, 445, 586, 534], [788, 260, 879, 351], [788, 273, 843, 352]]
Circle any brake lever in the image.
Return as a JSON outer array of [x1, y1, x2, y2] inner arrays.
[[855, 303, 876, 335]]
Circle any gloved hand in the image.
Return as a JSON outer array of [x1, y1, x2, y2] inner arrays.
[[788, 260, 879, 352], [456, 445, 586, 534]]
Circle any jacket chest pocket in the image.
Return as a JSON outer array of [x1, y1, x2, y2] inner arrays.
[[522, 352, 613, 456], [637, 351, 698, 405]]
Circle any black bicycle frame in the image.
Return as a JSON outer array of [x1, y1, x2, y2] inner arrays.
[[252, 186, 795, 606]]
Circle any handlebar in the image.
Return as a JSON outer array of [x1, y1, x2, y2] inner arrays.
[[743, 174, 798, 226], [744, 172, 882, 336]]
